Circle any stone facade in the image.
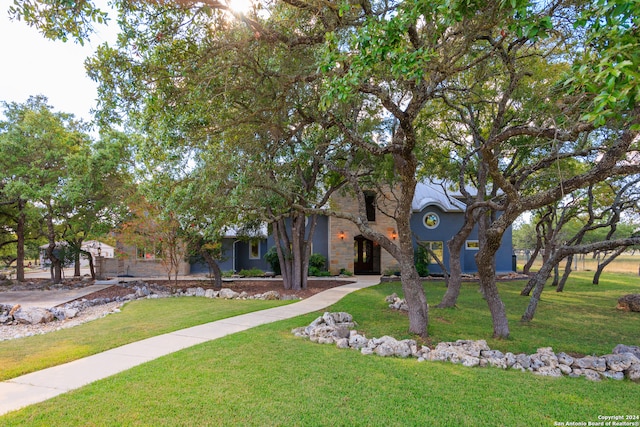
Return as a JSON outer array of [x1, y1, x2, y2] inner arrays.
[[328, 189, 399, 275]]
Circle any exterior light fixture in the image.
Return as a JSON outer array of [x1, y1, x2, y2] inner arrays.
[[338, 231, 346, 240], [391, 230, 397, 240]]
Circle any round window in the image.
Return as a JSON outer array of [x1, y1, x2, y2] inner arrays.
[[423, 212, 440, 229]]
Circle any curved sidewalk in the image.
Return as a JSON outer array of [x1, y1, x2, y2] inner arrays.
[[0, 276, 381, 416]]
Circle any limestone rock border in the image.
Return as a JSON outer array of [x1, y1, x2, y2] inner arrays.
[[1, 284, 300, 326], [292, 312, 640, 382]]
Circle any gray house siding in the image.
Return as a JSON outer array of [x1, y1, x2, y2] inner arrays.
[[410, 205, 513, 274], [189, 207, 512, 276]]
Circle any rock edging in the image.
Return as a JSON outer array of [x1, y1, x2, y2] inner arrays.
[[1, 283, 300, 327], [292, 312, 640, 382]]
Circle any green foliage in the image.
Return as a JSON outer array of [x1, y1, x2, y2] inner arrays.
[[264, 246, 281, 275], [383, 264, 401, 276], [339, 268, 353, 276], [308, 253, 326, 270], [308, 266, 331, 277], [238, 268, 265, 277], [414, 245, 430, 277], [564, 0, 640, 127]]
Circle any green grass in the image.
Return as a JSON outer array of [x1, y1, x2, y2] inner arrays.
[[0, 297, 290, 381], [1, 272, 639, 426], [347, 272, 640, 355]]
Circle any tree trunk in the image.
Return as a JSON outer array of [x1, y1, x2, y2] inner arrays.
[[16, 199, 26, 282], [74, 248, 82, 277], [400, 250, 429, 337], [476, 227, 510, 339], [521, 259, 555, 321], [79, 248, 95, 279], [291, 213, 305, 291], [593, 246, 626, 284], [438, 218, 475, 308], [201, 249, 222, 290], [551, 263, 559, 287], [273, 218, 292, 290], [522, 242, 540, 275], [46, 227, 62, 283], [556, 255, 573, 292]]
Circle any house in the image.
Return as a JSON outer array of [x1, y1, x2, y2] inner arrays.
[[103, 181, 513, 277], [97, 241, 190, 278], [39, 240, 115, 267], [324, 181, 513, 275]]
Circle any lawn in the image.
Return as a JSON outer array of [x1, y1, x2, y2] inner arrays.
[[1, 271, 639, 426], [0, 297, 290, 381]]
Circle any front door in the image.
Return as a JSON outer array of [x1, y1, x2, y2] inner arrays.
[[354, 236, 380, 274]]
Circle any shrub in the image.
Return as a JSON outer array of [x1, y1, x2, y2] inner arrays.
[[414, 245, 430, 277], [238, 268, 265, 277], [309, 266, 332, 277], [309, 253, 327, 270], [264, 247, 281, 275], [383, 265, 401, 276], [339, 268, 353, 276]]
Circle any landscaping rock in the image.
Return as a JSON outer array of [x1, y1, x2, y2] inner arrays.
[[601, 370, 625, 380], [534, 366, 562, 377], [261, 290, 280, 300], [13, 307, 55, 325], [292, 310, 640, 382], [385, 293, 408, 311], [572, 356, 606, 372], [219, 288, 240, 299], [557, 352, 574, 367], [613, 344, 640, 359], [582, 369, 602, 381], [626, 364, 640, 381], [617, 294, 640, 312], [605, 353, 639, 372]]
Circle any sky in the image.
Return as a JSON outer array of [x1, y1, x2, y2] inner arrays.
[[0, 0, 117, 124]]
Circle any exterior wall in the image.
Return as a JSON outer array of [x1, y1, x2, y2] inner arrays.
[[410, 205, 514, 274], [234, 239, 270, 272], [189, 239, 236, 275], [97, 243, 190, 278], [328, 190, 397, 275]]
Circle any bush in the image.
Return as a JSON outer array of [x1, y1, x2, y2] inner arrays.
[[309, 266, 332, 277], [383, 265, 401, 276], [309, 253, 327, 270], [238, 268, 265, 277], [264, 247, 281, 275], [339, 268, 353, 276], [414, 245, 430, 277]]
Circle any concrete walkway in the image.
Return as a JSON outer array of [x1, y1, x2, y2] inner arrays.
[[0, 276, 381, 416], [0, 285, 114, 309]]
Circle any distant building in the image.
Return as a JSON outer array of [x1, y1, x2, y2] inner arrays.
[[39, 240, 115, 267]]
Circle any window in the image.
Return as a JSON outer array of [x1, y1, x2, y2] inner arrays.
[[465, 240, 480, 250], [249, 240, 261, 259], [422, 241, 443, 264], [364, 191, 376, 222], [423, 212, 440, 229]]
